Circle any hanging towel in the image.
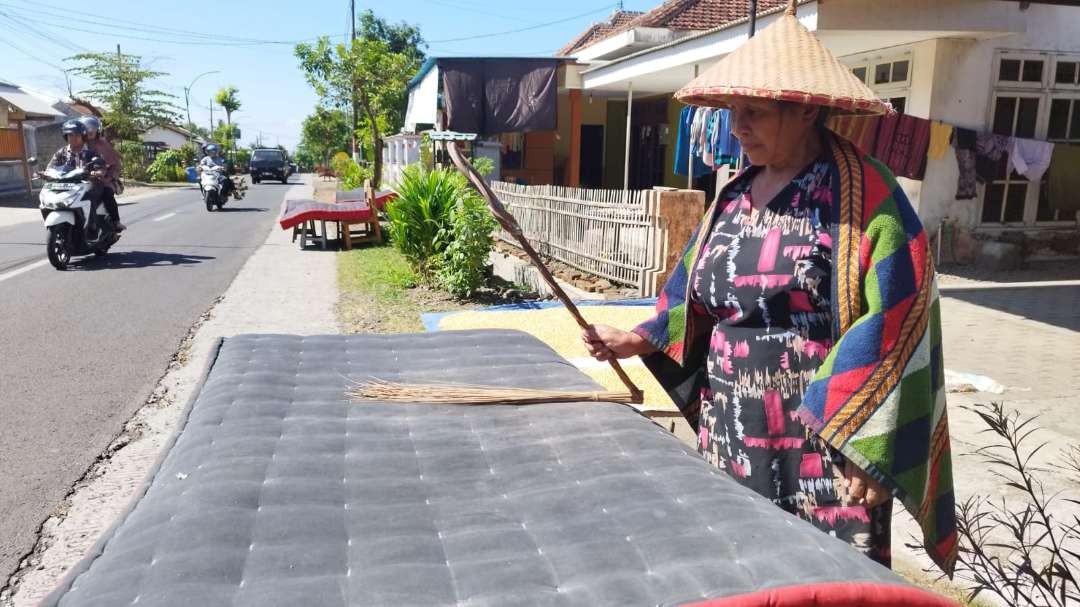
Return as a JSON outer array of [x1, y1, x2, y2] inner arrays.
[[874, 113, 932, 180], [953, 128, 977, 199], [975, 133, 1010, 183], [827, 114, 880, 154], [702, 109, 716, 167], [675, 106, 711, 178], [927, 121, 953, 161], [715, 109, 741, 166], [1007, 137, 1055, 182], [1047, 144, 1080, 212]]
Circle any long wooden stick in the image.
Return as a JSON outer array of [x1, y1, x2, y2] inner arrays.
[[446, 142, 644, 405]]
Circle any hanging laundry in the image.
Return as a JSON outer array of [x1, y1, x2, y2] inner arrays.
[[874, 113, 932, 180], [715, 109, 741, 165], [675, 106, 711, 177], [827, 114, 880, 155], [1047, 144, 1080, 212], [975, 133, 1010, 183], [1007, 137, 1054, 182], [927, 121, 954, 161], [953, 127, 977, 199]]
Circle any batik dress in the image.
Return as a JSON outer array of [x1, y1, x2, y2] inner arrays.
[[690, 158, 891, 565]]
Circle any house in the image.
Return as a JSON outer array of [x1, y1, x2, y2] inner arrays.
[[0, 80, 64, 195], [142, 123, 204, 151], [553, 0, 1080, 261]]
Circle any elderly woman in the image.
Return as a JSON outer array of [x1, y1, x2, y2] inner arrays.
[[583, 2, 956, 574]]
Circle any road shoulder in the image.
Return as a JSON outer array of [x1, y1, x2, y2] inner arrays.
[[1, 177, 339, 606]]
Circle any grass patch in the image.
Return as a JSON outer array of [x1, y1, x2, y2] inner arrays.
[[337, 239, 546, 334], [336, 244, 468, 334]]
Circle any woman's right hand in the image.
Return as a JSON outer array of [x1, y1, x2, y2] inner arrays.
[[581, 324, 656, 361]]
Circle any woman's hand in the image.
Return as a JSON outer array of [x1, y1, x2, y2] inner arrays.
[[581, 324, 656, 361], [843, 461, 890, 508]]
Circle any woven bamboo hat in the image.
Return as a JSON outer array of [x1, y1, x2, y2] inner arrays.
[[675, 0, 889, 115]]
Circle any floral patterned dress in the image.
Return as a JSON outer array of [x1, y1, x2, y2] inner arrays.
[[691, 158, 892, 565]]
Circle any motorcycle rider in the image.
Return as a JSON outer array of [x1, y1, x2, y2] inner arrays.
[[78, 116, 125, 231], [47, 119, 97, 176], [198, 144, 234, 199]]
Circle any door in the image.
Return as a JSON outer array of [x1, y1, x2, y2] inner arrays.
[[579, 125, 604, 188]]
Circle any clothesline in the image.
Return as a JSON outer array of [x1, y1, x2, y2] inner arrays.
[[676, 102, 1079, 213]]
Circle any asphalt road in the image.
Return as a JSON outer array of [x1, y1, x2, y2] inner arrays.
[[0, 180, 291, 584]]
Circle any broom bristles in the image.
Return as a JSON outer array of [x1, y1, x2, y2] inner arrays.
[[348, 379, 637, 405]]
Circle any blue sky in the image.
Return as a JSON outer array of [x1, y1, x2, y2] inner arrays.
[[0, 0, 654, 150]]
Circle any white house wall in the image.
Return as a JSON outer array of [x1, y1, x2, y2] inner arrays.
[[405, 66, 439, 133], [917, 2, 1080, 233]]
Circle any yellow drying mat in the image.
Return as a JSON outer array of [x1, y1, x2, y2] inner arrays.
[[438, 306, 676, 409]]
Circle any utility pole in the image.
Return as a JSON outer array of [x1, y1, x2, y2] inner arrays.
[[748, 0, 758, 37], [209, 99, 214, 142], [350, 0, 360, 162]]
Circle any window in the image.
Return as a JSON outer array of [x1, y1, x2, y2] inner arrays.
[[983, 51, 1080, 226], [873, 59, 911, 87], [1053, 58, 1080, 88], [1039, 95, 1080, 221], [500, 133, 524, 170], [886, 96, 907, 115], [851, 66, 868, 85], [982, 93, 1040, 224], [995, 54, 1046, 88]]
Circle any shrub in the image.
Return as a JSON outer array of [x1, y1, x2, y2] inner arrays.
[[145, 149, 187, 182], [470, 156, 495, 178], [386, 164, 462, 275], [329, 152, 371, 191], [116, 140, 146, 181], [178, 143, 198, 167], [436, 190, 496, 297], [911, 402, 1080, 606]]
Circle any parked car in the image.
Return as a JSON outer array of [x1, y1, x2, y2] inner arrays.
[[249, 148, 290, 184], [289, 162, 298, 175]]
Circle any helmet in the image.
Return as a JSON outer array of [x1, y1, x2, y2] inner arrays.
[[61, 119, 87, 138], [205, 144, 220, 155], [77, 115, 101, 135]]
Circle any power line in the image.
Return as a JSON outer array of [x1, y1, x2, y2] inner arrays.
[[426, 3, 617, 43], [0, 5, 335, 47], [0, 12, 88, 53], [0, 0, 297, 45]]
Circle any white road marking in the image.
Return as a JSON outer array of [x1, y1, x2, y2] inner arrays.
[[152, 212, 177, 222], [0, 259, 50, 283]]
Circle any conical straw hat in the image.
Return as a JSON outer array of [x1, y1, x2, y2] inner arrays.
[[675, 1, 890, 115]]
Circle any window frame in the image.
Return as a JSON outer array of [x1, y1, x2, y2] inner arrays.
[[980, 51, 1080, 228], [994, 51, 1050, 90], [1051, 56, 1080, 90]]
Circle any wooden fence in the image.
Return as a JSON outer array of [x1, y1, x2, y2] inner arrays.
[[491, 181, 666, 295], [0, 128, 23, 160]]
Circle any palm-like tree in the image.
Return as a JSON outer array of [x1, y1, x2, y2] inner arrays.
[[214, 86, 241, 150]]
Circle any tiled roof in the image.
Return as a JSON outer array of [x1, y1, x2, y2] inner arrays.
[[558, 10, 644, 55], [627, 0, 789, 30], [562, 0, 791, 55]]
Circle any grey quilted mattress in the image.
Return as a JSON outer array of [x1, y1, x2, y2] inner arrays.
[[44, 331, 952, 607]]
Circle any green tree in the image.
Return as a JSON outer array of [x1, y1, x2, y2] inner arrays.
[[294, 10, 423, 186], [212, 120, 240, 148], [214, 86, 241, 150], [67, 52, 178, 141], [300, 105, 351, 165]]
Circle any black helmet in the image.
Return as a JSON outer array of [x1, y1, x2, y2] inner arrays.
[[77, 115, 101, 135], [62, 119, 87, 138]]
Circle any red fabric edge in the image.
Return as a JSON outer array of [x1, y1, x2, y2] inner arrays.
[[682, 582, 958, 607], [278, 207, 375, 230]]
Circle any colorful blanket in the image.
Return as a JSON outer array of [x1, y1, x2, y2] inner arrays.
[[633, 135, 957, 574]]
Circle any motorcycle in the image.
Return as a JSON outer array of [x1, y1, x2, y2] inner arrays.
[[200, 163, 228, 212], [37, 157, 119, 270]]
